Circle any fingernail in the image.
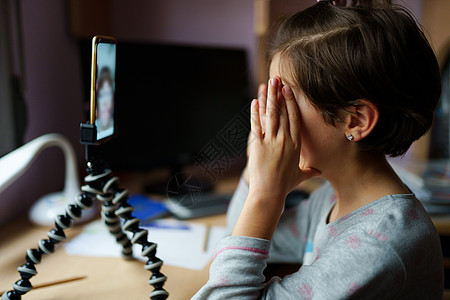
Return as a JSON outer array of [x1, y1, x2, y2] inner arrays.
[[270, 77, 278, 87], [283, 85, 292, 95]]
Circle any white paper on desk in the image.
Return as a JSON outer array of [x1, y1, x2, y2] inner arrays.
[[64, 219, 229, 270]]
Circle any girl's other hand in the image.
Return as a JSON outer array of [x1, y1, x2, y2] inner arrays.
[[243, 83, 267, 185], [247, 77, 320, 201]]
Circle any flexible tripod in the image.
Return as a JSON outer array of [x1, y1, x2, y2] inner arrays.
[[1, 150, 169, 300]]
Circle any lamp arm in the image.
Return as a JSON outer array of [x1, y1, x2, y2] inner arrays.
[[0, 133, 79, 196]]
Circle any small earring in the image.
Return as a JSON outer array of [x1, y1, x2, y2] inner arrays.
[[346, 134, 354, 141]]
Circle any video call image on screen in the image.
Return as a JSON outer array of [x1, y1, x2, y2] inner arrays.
[[95, 42, 116, 141]]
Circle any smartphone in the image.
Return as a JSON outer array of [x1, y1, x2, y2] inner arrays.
[[89, 35, 117, 145]]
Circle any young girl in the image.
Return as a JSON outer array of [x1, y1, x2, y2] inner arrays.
[[193, 0, 443, 299]]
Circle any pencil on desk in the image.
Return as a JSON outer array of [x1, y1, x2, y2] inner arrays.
[[203, 224, 211, 252], [0, 275, 87, 296]]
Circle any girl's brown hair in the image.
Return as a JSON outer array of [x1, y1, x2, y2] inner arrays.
[[268, 0, 441, 157]]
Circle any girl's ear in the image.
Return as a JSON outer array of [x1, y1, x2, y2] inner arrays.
[[344, 100, 379, 142]]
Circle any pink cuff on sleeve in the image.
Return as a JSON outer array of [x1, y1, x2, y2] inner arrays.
[[213, 246, 269, 260]]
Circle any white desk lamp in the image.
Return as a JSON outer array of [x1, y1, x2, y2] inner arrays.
[[0, 133, 96, 225]]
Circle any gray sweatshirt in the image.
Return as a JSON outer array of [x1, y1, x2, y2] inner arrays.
[[192, 177, 444, 299]]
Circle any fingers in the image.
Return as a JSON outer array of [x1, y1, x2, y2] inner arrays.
[[260, 78, 300, 142], [258, 84, 267, 134], [258, 84, 267, 115], [282, 85, 301, 142], [250, 99, 263, 139], [278, 88, 289, 136], [266, 77, 280, 137]]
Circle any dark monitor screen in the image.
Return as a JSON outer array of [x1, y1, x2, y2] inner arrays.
[[80, 40, 251, 172]]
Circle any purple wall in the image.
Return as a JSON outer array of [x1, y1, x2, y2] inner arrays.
[[110, 0, 256, 88], [0, 0, 84, 226]]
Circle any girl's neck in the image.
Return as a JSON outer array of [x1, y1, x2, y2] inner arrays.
[[326, 152, 410, 223]]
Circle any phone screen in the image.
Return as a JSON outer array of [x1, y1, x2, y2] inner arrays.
[[91, 36, 117, 143]]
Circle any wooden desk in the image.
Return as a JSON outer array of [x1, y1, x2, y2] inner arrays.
[[0, 213, 225, 300]]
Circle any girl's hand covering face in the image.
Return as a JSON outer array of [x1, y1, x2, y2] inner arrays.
[[248, 77, 321, 200]]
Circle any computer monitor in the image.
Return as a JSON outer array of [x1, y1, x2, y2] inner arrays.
[[80, 40, 251, 184]]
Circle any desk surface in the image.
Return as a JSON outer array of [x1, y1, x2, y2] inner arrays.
[[0, 213, 225, 300], [0, 170, 240, 300]]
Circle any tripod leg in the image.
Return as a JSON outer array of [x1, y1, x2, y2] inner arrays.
[[1, 192, 94, 300]]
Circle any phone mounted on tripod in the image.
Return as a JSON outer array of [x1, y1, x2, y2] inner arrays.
[[2, 36, 168, 300]]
